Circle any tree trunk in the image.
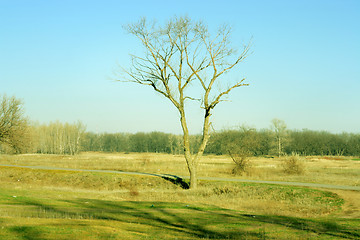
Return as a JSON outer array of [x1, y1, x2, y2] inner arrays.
[[179, 108, 201, 189], [278, 137, 281, 157], [180, 108, 212, 189], [188, 162, 198, 189]]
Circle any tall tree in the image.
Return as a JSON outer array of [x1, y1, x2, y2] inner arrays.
[[0, 94, 30, 153], [119, 16, 251, 188]]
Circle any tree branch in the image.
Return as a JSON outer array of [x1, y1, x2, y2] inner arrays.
[[210, 78, 248, 109]]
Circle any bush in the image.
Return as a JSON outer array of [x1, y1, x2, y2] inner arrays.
[[282, 154, 305, 175], [229, 151, 252, 176]]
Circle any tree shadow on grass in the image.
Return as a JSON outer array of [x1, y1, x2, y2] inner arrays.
[[240, 214, 360, 239], [161, 174, 189, 189], [66, 199, 257, 239], [9, 197, 360, 239], [11, 198, 263, 239], [9, 226, 45, 240], [114, 170, 190, 189]]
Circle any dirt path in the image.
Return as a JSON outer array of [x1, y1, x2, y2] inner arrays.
[[1, 164, 360, 191]]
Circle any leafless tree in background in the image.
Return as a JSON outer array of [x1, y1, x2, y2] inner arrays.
[[35, 121, 85, 155], [0, 94, 30, 153], [271, 118, 288, 157], [119, 16, 251, 188]]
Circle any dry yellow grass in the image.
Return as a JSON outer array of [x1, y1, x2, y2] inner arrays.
[[1, 151, 359, 217], [1, 152, 359, 186], [331, 190, 360, 219]]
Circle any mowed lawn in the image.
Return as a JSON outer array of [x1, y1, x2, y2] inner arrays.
[[0, 153, 359, 239]]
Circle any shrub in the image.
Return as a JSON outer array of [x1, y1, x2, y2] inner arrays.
[[213, 186, 238, 195], [282, 154, 305, 175], [229, 151, 252, 176]]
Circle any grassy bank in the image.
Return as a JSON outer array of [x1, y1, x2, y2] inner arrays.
[[0, 166, 346, 217], [0, 152, 359, 239]]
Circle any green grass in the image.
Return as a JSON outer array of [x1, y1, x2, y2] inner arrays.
[[0, 187, 358, 240]]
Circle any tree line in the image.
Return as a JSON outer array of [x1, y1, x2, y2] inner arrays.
[[0, 94, 85, 154], [206, 128, 360, 156], [34, 121, 85, 155], [79, 127, 360, 157], [0, 120, 85, 155], [81, 132, 197, 155], [1, 94, 359, 156]]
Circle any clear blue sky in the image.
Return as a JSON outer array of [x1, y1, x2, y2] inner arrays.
[[1, 0, 359, 134]]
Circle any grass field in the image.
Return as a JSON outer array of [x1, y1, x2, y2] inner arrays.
[[0, 152, 359, 239], [1, 152, 359, 186]]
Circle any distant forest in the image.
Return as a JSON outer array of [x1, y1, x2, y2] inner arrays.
[[1, 121, 359, 156], [81, 129, 360, 156]]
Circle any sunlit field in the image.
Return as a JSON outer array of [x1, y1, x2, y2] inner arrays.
[[1, 152, 359, 186], [0, 152, 359, 239]]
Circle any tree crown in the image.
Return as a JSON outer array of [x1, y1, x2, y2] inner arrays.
[[121, 16, 251, 112]]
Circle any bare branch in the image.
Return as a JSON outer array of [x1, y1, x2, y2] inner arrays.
[[184, 96, 201, 102], [210, 78, 248, 109], [215, 42, 252, 78]]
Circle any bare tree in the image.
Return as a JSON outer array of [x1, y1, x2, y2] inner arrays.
[[35, 121, 85, 155], [0, 94, 30, 153], [119, 16, 251, 188], [271, 118, 288, 157]]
